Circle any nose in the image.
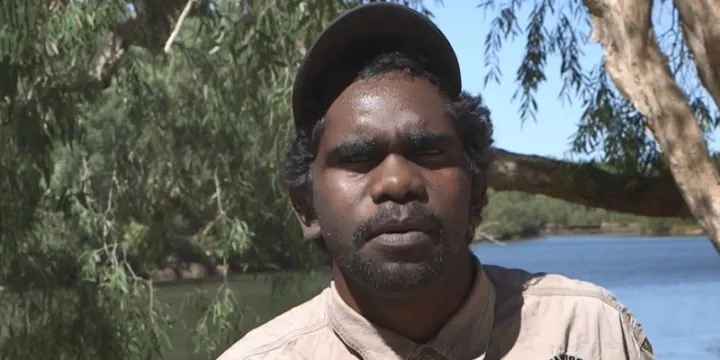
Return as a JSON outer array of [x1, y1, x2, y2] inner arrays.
[[369, 154, 427, 204]]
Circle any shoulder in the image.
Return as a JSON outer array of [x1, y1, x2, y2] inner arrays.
[[483, 264, 654, 358], [484, 263, 633, 312], [216, 289, 330, 360]]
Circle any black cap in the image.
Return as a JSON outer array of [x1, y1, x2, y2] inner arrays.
[[291, 2, 461, 127]]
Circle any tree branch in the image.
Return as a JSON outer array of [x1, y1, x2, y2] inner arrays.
[[489, 148, 692, 218], [85, 0, 210, 90], [164, 0, 198, 54], [583, 0, 720, 252], [673, 0, 720, 110]]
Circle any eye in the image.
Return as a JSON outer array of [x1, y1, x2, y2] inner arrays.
[[413, 147, 442, 157], [408, 147, 449, 169], [340, 154, 372, 163], [338, 155, 378, 173]]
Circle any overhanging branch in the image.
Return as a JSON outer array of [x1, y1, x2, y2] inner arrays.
[[489, 148, 692, 219]]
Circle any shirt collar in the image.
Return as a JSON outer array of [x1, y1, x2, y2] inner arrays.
[[326, 256, 496, 359]]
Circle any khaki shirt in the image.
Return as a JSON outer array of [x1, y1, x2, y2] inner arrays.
[[217, 261, 654, 360]]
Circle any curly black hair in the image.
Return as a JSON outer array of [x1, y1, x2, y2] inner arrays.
[[282, 51, 494, 199]]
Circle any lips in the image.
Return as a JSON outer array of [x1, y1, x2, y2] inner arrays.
[[365, 218, 435, 241]]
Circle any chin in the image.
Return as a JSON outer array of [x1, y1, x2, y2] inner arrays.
[[344, 258, 446, 293]]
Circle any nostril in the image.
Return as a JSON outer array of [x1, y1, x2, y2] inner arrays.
[[371, 176, 427, 205]]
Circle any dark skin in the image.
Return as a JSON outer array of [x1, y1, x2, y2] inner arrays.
[[289, 72, 486, 343]]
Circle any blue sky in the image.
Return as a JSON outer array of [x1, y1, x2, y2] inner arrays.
[[427, 1, 719, 159]]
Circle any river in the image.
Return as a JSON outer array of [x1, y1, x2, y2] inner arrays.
[[472, 235, 720, 359]]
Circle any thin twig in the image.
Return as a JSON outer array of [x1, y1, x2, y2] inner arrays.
[[164, 0, 196, 54], [476, 231, 507, 246], [212, 169, 226, 216], [200, 170, 227, 237]]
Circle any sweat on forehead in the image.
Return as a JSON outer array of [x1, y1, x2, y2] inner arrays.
[[324, 74, 451, 129]]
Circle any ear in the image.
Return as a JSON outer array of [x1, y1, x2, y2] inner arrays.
[[288, 186, 322, 240]]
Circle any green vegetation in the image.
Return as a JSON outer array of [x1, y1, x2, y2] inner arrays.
[[482, 191, 701, 241], [0, 1, 716, 360], [158, 273, 329, 360], [1, 2, 324, 359]]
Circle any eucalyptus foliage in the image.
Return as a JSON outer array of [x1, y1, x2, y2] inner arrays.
[[0, 1, 434, 359]]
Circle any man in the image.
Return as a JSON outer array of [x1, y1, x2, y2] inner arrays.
[[218, 3, 654, 360]]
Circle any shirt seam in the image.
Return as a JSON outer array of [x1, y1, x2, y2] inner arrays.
[[326, 303, 371, 357], [522, 286, 648, 348], [238, 316, 329, 360]]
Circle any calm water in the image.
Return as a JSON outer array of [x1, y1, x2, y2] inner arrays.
[[472, 235, 720, 359]]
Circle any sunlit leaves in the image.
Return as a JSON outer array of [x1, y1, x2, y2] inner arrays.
[[551, 13, 583, 106], [480, 0, 523, 86], [512, 0, 549, 122]]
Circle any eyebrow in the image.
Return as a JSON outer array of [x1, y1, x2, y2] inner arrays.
[[405, 131, 455, 149], [327, 131, 455, 160], [327, 138, 381, 160]]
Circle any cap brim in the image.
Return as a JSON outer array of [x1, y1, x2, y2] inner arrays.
[[292, 3, 461, 127]]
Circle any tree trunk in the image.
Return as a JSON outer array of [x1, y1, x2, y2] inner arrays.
[[583, 0, 720, 253]]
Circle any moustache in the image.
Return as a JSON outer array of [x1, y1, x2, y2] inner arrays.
[[352, 203, 443, 245]]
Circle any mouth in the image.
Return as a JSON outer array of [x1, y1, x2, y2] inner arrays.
[[365, 218, 435, 241]]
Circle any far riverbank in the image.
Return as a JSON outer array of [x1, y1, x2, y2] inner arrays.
[[148, 222, 705, 284], [488, 221, 704, 242]]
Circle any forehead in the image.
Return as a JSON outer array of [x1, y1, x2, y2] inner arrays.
[[321, 75, 455, 141]]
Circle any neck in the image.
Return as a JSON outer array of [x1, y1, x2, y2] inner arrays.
[[332, 253, 476, 343]]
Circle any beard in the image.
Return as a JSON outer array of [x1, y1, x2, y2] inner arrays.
[[318, 202, 456, 293]]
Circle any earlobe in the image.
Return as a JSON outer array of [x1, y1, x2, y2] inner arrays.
[[297, 213, 322, 240], [288, 187, 322, 240]]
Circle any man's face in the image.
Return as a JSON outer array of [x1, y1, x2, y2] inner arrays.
[[309, 73, 475, 293]]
